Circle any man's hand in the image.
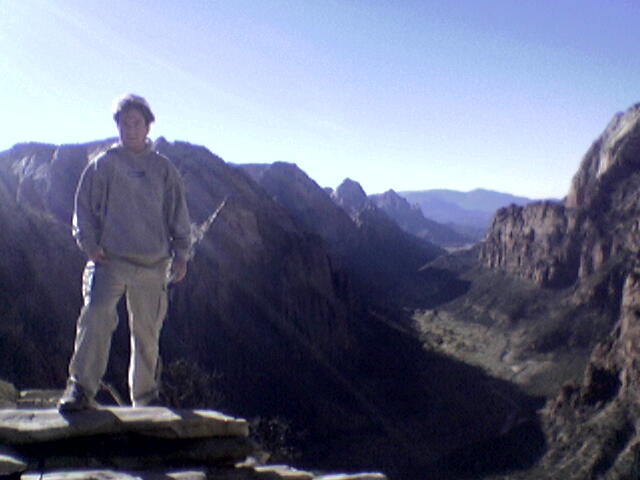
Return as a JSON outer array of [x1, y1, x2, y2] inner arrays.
[[170, 257, 188, 283], [89, 247, 109, 264]]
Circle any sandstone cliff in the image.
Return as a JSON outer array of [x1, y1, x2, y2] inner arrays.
[[480, 201, 578, 288], [481, 103, 640, 290]]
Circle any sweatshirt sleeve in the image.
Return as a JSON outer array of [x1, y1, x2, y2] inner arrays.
[[72, 159, 105, 257], [165, 165, 192, 261]]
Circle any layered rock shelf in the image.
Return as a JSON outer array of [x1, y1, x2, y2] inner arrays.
[[0, 405, 386, 480]]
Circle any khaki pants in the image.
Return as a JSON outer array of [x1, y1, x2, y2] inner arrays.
[[68, 258, 170, 406]]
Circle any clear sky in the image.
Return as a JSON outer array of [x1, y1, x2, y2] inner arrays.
[[1, 0, 639, 199]]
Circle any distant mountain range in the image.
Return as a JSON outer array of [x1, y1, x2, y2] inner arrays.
[[396, 188, 542, 241], [369, 189, 473, 247]]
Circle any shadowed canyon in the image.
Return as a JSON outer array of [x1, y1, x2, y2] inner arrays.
[[3, 103, 640, 479]]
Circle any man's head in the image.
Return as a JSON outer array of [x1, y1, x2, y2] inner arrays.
[[112, 94, 155, 153]]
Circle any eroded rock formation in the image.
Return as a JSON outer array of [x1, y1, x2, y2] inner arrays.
[[481, 103, 640, 289]]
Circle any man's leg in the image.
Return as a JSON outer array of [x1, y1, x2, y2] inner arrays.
[[63, 262, 124, 407], [126, 265, 169, 406]]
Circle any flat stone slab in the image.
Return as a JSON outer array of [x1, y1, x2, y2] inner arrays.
[[316, 474, 387, 480], [19, 468, 389, 480], [0, 407, 249, 444], [22, 469, 207, 480], [254, 464, 314, 479]]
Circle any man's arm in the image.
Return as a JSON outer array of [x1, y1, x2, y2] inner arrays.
[[73, 161, 105, 261], [165, 163, 192, 283], [170, 257, 188, 283]]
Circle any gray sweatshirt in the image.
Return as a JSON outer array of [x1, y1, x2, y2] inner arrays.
[[73, 143, 191, 266]]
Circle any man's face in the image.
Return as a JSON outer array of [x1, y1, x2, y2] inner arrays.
[[118, 108, 150, 153]]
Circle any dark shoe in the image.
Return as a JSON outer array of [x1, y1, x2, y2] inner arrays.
[[57, 381, 93, 412]]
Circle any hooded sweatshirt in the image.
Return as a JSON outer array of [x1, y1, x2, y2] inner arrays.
[[73, 143, 191, 266]]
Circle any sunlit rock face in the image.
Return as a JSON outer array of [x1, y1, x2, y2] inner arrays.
[[566, 104, 640, 209], [480, 201, 578, 288], [480, 103, 640, 289]]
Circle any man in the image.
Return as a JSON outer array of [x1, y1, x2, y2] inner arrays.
[[57, 94, 191, 411]]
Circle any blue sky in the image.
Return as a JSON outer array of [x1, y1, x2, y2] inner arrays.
[[1, 0, 639, 199]]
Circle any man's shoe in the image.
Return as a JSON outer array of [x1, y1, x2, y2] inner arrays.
[[57, 381, 93, 412]]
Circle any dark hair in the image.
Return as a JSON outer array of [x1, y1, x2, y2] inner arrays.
[[112, 94, 155, 125]]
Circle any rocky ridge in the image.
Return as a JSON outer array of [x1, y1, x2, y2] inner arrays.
[[369, 189, 472, 248], [399, 188, 534, 242], [239, 166, 446, 305], [330, 178, 370, 218]]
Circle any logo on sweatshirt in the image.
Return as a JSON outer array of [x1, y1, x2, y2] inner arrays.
[[128, 170, 146, 178]]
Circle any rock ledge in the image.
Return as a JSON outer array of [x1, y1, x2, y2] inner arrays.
[[0, 405, 387, 480]]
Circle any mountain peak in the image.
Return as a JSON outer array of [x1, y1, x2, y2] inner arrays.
[[566, 103, 640, 208], [332, 178, 370, 215], [379, 188, 401, 200]]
